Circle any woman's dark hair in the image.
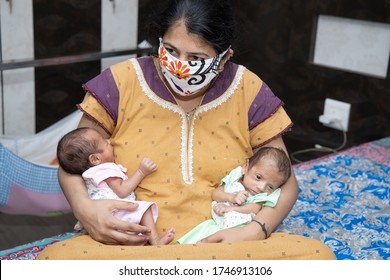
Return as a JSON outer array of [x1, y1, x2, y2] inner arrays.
[[57, 127, 99, 175], [146, 0, 237, 53]]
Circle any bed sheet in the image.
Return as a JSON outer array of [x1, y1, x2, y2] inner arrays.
[[277, 137, 389, 259], [1, 137, 389, 260]]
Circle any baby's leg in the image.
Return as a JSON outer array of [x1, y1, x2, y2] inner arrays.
[[140, 208, 175, 245]]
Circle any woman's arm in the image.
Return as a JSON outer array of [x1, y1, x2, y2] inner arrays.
[[200, 136, 298, 242], [59, 114, 152, 245]]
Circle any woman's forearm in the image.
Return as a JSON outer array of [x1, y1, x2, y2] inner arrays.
[[58, 166, 90, 220], [253, 169, 298, 237], [60, 113, 110, 218]]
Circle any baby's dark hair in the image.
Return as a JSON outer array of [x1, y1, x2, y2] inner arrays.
[[57, 127, 99, 175], [248, 147, 292, 186]]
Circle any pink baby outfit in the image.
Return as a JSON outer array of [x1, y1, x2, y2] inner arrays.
[[74, 162, 157, 230]]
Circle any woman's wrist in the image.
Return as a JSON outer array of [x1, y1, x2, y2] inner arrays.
[[251, 219, 269, 240], [72, 195, 93, 221]]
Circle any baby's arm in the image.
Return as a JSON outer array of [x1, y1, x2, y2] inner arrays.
[[213, 202, 262, 216], [106, 158, 157, 198], [212, 186, 248, 205]]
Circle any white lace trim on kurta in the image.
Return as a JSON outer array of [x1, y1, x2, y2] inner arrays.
[[131, 58, 245, 184]]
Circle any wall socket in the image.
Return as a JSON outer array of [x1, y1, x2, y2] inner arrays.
[[319, 98, 351, 132]]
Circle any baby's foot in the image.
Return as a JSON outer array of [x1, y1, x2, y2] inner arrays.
[[74, 221, 84, 231], [156, 227, 175, 245]]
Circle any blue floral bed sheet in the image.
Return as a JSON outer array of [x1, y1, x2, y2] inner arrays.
[[277, 137, 390, 259], [1, 137, 389, 260]]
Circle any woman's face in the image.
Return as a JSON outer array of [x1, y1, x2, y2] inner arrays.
[[162, 20, 218, 62]]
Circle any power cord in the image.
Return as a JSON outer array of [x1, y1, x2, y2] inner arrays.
[[291, 119, 348, 163]]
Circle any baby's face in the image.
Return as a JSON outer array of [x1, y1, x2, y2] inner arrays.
[[241, 158, 284, 195], [89, 129, 115, 163]]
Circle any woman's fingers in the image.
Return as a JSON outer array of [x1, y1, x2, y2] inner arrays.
[[110, 230, 150, 246], [84, 200, 152, 245], [199, 231, 223, 243]]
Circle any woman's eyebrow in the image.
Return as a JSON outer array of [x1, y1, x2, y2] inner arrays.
[[162, 41, 176, 49]]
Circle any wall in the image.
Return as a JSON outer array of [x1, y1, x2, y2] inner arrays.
[[0, 0, 35, 135], [229, 0, 389, 159], [0, 0, 138, 135], [33, 0, 101, 132]]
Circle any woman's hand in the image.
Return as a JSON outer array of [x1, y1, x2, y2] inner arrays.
[[199, 222, 264, 243], [77, 199, 152, 245]]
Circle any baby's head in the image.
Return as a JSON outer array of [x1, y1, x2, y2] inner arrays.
[[57, 127, 113, 174], [242, 147, 292, 194]]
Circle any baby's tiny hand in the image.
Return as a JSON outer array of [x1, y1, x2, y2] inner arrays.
[[213, 203, 229, 216], [233, 191, 248, 205], [139, 158, 157, 176]]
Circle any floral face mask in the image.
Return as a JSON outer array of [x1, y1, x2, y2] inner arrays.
[[158, 38, 229, 96]]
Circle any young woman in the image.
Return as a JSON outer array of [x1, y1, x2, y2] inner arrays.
[[38, 0, 335, 259]]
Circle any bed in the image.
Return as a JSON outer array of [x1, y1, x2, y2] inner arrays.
[[0, 136, 389, 260], [277, 136, 389, 260]]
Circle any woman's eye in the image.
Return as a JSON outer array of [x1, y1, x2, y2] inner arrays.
[[190, 56, 203, 61], [165, 47, 176, 55]]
